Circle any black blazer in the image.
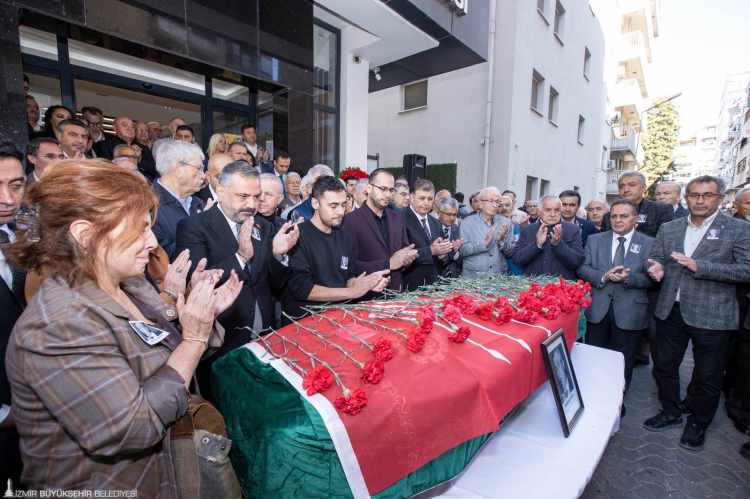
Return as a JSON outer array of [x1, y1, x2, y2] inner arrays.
[[602, 198, 674, 238], [674, 205, 689, 218], [175, 207, 290, 399], [152, 181, 205, 261], [439, 223, 462, 278], [95, 135, 158, 181], [195, 184, 217, 204], [403, 208, 444, 291]]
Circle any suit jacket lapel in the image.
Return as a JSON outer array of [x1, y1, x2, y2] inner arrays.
[[249, 224, 263, 284], [0, 277, 23, 314], [207, 208, 240, 256], [690, 213, 724, 260], [406, 209, 431, 246], [623, 232, 641, 269]]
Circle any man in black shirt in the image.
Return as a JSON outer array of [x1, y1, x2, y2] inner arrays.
[[283, 176, 390, 323]]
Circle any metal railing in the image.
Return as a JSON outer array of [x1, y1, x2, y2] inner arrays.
[[611, 125, 638, 155]]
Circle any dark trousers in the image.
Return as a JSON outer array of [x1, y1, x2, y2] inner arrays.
[[586, 304, 642, 391], [654, 304, 733, 429], [725, 287, 750, 419], [636, 289, 660, 364]]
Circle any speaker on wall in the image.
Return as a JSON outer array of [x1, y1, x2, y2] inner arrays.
[[403, 154, 426, 184]]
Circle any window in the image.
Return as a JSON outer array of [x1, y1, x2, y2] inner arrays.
[[313, 21, 340, 171], [548, 86, 559, 124], [554, 1, 565, 44], [402, 80, 428, 111], [537, 0, 549, 24], [583, 47, 591, 80], [577, 115, 586, 144], [531, 69, 545, 114], [540, 179, 550, 196]]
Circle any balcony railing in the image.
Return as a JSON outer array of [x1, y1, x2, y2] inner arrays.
[[618, 31, 650, 63], [611, 125, 638, 156], [607, 168, 628, 195], [610, 78, 643, 109]]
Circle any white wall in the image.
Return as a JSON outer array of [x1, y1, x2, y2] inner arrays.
[[368, 0, 606, 202], [339, 26, 372, 170]]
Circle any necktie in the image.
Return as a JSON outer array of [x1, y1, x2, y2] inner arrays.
[[279, 174, 287, 198], [234, 223, 263, 332], [421, 217, 431, 240], [613, 236, 626, 267], [443, 227, 450, 239], [0, 230, 27, 307]]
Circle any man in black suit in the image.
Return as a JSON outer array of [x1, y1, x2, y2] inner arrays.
[[340, 169, 418, 295], [196, 153, 232, 204], [656, 181, 689, 219], [603, 171, 675, 366], [0, 142, 28, 490], [175, 161, 299, 399], [435, 197, 463, 278], [403, 179, 453, 291], [95, 117, 158, 180]]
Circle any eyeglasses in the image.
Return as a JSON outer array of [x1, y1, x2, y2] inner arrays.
[[286, 181, 301, 186], [135, 128, 149, 133], [179, 161, 203, 173], [370, 184, 396, 195], [117, 154, 138, 160], [481, 198, 501, 204], [438, 210, 458, 218], [687, 192, 718, 200]]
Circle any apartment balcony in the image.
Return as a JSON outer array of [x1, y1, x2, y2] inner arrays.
[[617, 31, 651, 65], [610, 78, 643, 113], [606, 168, 629, 195], [611, 125, 638, 156]]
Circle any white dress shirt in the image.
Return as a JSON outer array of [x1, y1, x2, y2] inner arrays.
[[209, 184, 218, 201], [245, 142, 258, 158], [676, 210, 719, 301], [218, 205, 248, 268], [0, 224, 16, 291], [610, 228, 635, 263], [411, 206, 433, 239]]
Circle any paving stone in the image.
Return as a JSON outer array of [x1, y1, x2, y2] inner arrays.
[[665, 473, 716, 499], [704, 476, 750, 498], [635, 454, 679, 476], [631, 468, 675, 491], [632, 482, 688, 499], [637, 443, 680, 462]]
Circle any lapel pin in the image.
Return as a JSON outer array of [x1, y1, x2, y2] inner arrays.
[[166, 309, 175, 317]]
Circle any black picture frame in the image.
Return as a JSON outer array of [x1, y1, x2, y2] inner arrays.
[[541, 329, 584, 437]]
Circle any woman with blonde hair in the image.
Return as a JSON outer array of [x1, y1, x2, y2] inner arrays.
[[4, 160, 242, 493], [206, 133, 228, 158]]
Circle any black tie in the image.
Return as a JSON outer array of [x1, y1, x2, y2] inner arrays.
[[443, 227, 450, 239], [0, 230, 27, 307], [421, 217, 431, 240], [613, 236, 626, 268]]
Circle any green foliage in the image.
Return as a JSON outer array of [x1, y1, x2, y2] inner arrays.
[[384, 163, 458, 194], [640, 96, 681, 196]]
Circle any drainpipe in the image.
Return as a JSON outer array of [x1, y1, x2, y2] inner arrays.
[[482, 0, 498, 188]]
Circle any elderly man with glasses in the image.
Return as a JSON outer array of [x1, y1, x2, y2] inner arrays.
[[436, 197, 463, 278], [152, 140, 207, 259], [459, 187, 515, 279]]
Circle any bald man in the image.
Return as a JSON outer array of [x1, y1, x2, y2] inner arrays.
[[655, 181, 689, 218], [95, 116, 158, 180], [196, 152, 232, 204]]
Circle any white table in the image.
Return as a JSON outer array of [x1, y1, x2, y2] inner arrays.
[[441, 344, 625, 499]]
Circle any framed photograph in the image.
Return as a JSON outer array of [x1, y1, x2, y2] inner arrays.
[[541, 329, 584, 437]]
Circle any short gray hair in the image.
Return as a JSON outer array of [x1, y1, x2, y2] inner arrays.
[[686, 175, 726, 197], [394, 182, 409, 191], [658, 181, 682, 195], [354, 178, 369, 193], [478, 187, 501, 199], [285, 171, 301, 183], [309, 164, 334, 179], [736, 187, 750, 201], [113, 143, 135, 158], [587, 198, 610, 210], [436, 189, 450, 198], [300, 174, 313, 191], [438, 197, 459, 211], [540, 195, 562, 207], [618, 170, 646, 186], [155, 140, 204, 176], [219, 161, 259, 187], [260, 172, 284, 194]]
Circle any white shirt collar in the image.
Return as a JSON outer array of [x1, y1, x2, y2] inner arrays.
[[217, 204, 239, 234], [209, 184, 218, 201], [687, 209, 719, 229], [673, 204, 679, 212], [612, 228, 635, 246], [410, 205, 428, 223]]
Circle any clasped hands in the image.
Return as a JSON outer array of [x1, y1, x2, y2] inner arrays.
[[536, 224, 563, 247], [604, 265, 629, 282], [484, 223, 509, 246]]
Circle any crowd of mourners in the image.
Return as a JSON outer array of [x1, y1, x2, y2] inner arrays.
[[1, 74, 750, 494]]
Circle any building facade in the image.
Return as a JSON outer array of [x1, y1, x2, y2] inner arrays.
[[713, 70, 750, 199], [665, 125, 718, 189], [367, 0, 607, 201], [0, 0, 489, 174]]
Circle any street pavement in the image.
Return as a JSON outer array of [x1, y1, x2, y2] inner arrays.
[[580, 350, 750, 499]]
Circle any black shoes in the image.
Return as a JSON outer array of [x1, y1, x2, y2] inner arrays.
[[644, 411, 684, 432], [734, 418, 750, 436], [680, 422, 706, 451], [634, 358, 650, 367], [741, 442, 750, 461]]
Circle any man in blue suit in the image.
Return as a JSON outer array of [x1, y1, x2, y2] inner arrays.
[[560, 190, 597, 247]]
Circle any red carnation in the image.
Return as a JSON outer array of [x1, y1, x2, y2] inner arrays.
[[493, 296, 509, 308], [448, 326, 471, 343], [417, 305, 436, 323], [373, 338, 394, 362], [515, 309, 538, 324], [301, 365, 333, 396], [494, 305, 514, 325], [543, 283, 561, 298], [559, 297, 577, 313], [477, 302, 495, 321], [542, 306, 561, 319], [418, 321, 434, 335], [334, 388, 368, 415], [453, 295, 477, 314], [407, 329, 426, 352], [361, 360, 385, 384], [582, 296, 592, 309], [443, 304, 463, 324]]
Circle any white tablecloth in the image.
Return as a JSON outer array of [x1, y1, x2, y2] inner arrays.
[[441, 344, 625, 499]]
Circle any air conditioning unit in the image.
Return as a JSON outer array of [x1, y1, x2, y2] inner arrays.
[[606, 160, 616, 170], [612, 112, 621, 122]]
